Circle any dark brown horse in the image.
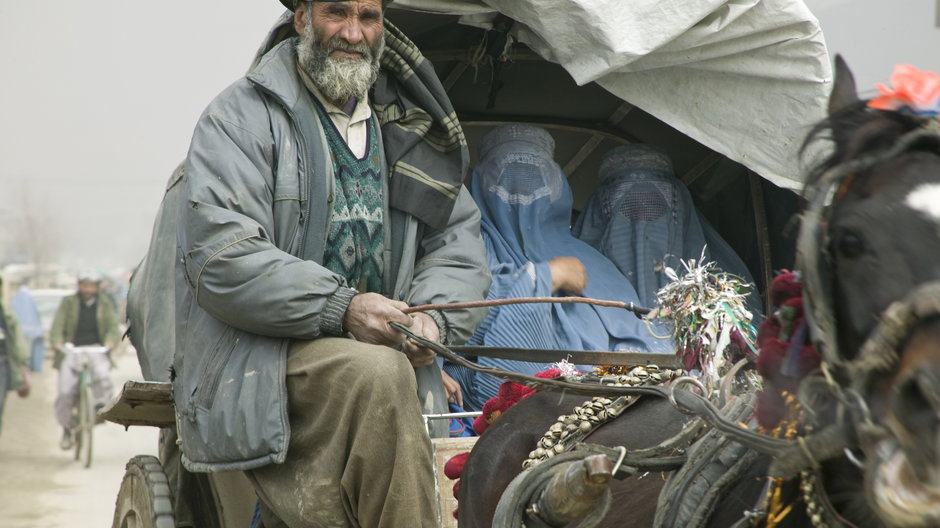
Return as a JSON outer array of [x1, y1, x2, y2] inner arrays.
[[454, 57, 940, 528]]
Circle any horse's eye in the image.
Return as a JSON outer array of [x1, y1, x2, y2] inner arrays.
[[835, 231, 866, 259]]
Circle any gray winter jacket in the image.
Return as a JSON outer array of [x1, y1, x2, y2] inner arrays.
[[174, 39, 490, 472]]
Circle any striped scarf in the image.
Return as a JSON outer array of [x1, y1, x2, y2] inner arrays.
[[372, 20, 469, 230]]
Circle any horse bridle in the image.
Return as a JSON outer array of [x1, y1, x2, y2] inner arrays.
[[797, 124, 940, 379], [795, 124, 940, 442], [785, 123, 940, 527]]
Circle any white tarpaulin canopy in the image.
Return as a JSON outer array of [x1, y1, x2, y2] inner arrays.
[[392, 0, 832, 190]]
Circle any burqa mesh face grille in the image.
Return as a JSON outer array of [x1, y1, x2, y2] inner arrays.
[[607, 180, 675, 222], [490, 157, 560, 206], [618, 190, 668, 221]]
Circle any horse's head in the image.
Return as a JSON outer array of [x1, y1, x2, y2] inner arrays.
[[803, 56, 940, 526]]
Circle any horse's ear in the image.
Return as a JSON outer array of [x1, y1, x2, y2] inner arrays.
[[829, 55, 860, 116]]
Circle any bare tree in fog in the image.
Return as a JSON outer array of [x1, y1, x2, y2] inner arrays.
[[10, 185, 61, 283]]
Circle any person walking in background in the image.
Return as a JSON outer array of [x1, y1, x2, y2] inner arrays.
[[10, 281, 46, 372], [0, 277, 31, 438], [49, 269, 120, 450]]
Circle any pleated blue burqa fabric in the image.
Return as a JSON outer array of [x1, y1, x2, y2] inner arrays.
[[572, 144, 761, 314], [444, 125, 671, 412]]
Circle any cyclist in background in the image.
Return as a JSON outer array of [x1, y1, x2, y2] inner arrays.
[[50, 269, 120, 450]]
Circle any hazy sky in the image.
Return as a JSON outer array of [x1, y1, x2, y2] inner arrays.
[[0, 2, 284, 271], [1, 1, 938, 273], [805, 0, 940, 93]]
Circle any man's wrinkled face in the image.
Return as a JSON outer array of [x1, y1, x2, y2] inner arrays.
[[294, 0, 385, 103], [78, 280, 99, 302]]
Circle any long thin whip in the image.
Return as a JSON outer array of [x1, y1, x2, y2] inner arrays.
[[402, 296, 652, 316]]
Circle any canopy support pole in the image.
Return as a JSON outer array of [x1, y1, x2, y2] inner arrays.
[[680, 152, 722, 187], [748, 171, 773, 314], [562, 102, 634, 176], [443, 62, 469, 92]]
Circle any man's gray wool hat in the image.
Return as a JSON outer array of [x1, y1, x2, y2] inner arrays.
[[280, 0, 313, 10], [279, 0, 387, 11]]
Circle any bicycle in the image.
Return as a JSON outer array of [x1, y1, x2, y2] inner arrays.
[[61, 343, 109, 468]]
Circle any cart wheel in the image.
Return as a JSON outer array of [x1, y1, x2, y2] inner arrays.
[[112, 455, 175, 528]]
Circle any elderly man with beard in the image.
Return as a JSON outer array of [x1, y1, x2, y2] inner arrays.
[[173, 0, 490, 526]]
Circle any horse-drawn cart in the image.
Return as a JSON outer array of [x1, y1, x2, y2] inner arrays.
[[102, 351, 682, 527], [106, 1, 836, 527], [102, 380, 475, 527]]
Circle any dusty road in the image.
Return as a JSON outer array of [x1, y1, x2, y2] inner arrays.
[[0, 350, 159, 528]]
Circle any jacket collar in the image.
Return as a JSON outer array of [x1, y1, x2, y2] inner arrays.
[[247, 38, 307, 117]]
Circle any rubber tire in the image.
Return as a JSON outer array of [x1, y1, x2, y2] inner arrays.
[[112, 455, 176, 528], [78, 384, 95, 468], [73, 384, 91, 463]]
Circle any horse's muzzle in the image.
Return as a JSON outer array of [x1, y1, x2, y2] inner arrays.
[[869, 319, 940, 527]]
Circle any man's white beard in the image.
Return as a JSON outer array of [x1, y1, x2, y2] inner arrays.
[[297, 23, 384, 103]]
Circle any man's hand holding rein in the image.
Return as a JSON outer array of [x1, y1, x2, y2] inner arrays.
[[341, 292, 441, 367], [402, 312, 439, 367], [342, 292, 410, 347]]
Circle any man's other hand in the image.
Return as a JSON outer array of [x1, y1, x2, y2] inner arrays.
[[441, 370, 463, 408], [548, 256, 587, 295], [343, 292, 411, 347], [401, 312, 439, 367], [17, 368, 30, 398]]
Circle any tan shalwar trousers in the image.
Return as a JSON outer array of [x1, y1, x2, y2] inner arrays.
[[247, 338, 440, 528]]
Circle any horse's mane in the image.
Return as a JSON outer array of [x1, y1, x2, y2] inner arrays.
[[800, 101, 940, 191]]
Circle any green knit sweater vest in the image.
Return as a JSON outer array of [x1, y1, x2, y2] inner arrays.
[[315, 101, 385, 292]]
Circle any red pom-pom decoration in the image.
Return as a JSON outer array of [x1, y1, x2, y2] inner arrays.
[[756, 339, 788, 381], [444, 452, 470, 480], [472, 414, 489, 436], [472, 368, 563, 435], [535, 368, 563, 379], [756, 317, 782, 348], [769, 271, 802, 306], [497, 381, 530, 403]]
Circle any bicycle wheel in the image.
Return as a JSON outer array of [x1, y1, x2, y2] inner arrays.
[[78, 382, 95, 468], [73, 387, 84, 462]]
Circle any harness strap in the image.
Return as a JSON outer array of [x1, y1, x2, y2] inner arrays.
[[768, 422, 853, 478], [800, 469, 865, 528], [767, 281, 940, 477], [654, 393, 760, 528], [850, 281, 940, 382], [392, 322, 793, 455], [523, 366, 682, 469], [583, 443, 688, 476]]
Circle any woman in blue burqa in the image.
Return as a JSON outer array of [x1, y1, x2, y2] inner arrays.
[[572, 144, 762, 315], [443, 125, 672, 412], [10, 283, 45, 372]]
